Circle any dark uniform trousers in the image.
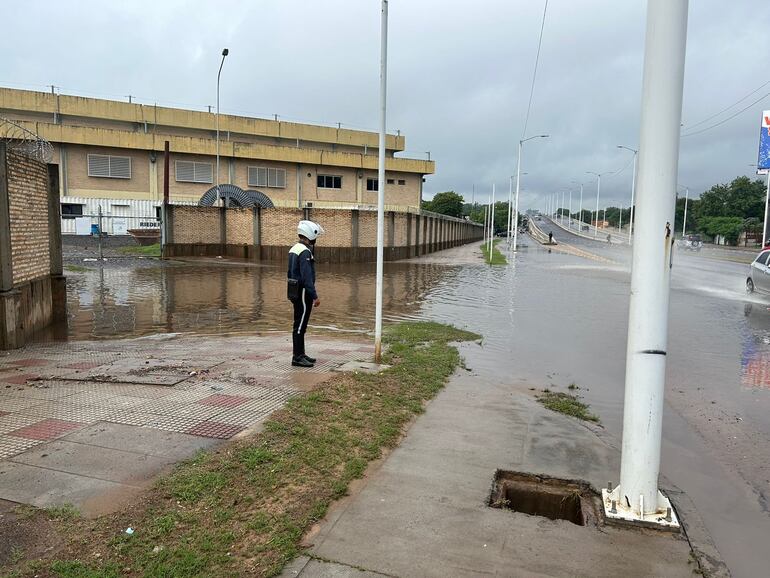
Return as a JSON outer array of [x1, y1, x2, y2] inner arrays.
[[291, 288, 315, 357]]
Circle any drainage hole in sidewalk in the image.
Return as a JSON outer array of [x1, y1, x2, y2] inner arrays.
[[488, 470, 601, 527]]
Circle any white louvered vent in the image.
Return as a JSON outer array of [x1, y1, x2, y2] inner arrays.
[[88, 154, 131, 179], [248, 166, 285, 188], [176, 161, 213, 183]]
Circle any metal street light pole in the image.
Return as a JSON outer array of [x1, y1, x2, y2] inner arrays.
[[619, 203, 623, 233], [607, 0, 688, 528], [618, 145, 638, 245], [507, 175, 514, 244], [586, 171, 607, 238], [568, 189, 572, 229], [513, 135, 548, 252], [216, 48, 229, 205], [374, 0, 388, 363]]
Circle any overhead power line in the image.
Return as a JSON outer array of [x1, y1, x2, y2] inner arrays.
[[683, 79, 770, 131], [681, 90, 770, 138], [521, 0, 549, 139]]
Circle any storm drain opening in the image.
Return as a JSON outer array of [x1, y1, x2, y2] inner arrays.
[[488, 471, 602, 527]]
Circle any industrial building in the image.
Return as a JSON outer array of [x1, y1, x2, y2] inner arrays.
[[0, 87, 434, 234]]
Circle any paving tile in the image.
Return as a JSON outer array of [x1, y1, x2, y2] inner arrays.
[[0, 374, 39, 385], [10, 440, 175, 484], [10, 359, 51, 367], [143, 414, 201, 434], [198, 393, 250, 408], [63, 422, 219, 458], [186, 421, 244, 439], [0, 435, 43, 460], [0, 461, 132, 510], [63, 362, 104, 370], [0, 414, 45, 435], [8, 418, 86, 441], [0, 397, 48, 412]]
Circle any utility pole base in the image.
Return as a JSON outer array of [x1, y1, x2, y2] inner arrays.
[[602, 486, 680, 531]]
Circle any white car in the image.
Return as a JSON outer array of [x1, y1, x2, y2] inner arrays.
[[747, 249, 770, 294]]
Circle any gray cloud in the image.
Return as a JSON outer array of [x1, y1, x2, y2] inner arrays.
[[1, 0, 767, 210]]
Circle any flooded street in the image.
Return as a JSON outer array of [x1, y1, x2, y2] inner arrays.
[[56, 234, 770, 577]]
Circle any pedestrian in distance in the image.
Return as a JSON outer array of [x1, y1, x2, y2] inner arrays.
[[548, 231, 553, 244], [287, 220, 324, 367]]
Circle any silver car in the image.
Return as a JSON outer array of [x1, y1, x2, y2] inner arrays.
[[747, 249, 770, 293]]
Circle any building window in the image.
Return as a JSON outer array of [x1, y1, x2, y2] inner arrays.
[[386, 178, 395, 184], [366, 178, 378, 191], [61, 203, 84, 219], [317, 174, 342, 189], [87, 154, 131, 179], [175, 160, 213, 183], [398, 179, 406, 185], [248, 166, 286, 188]]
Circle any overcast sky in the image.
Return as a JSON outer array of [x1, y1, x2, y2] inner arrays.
[[1, 0, 768, 210]]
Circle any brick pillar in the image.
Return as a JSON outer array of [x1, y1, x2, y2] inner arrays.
[[0, 144, 12, 292], [406, 212, 412, 256], [252, 206, 262, 261], [219, 206, 227, 249], [415, 213, 421, 256]]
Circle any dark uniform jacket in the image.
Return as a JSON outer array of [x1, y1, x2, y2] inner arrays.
[[287, 242, 317, 300]]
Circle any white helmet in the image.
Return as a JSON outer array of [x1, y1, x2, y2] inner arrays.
[[297, 220, 325, 241]]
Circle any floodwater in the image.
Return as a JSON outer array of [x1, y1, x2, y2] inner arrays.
[[53, 234, 770, 577]]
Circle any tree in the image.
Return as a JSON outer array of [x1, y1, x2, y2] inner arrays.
[[697, 216, 744, 245], [423, 191, 464, 217], [694, 176, 765, 221]]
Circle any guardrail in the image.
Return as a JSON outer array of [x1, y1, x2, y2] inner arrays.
[[547, 216, 627, 244], [528, 218, 557, 245]]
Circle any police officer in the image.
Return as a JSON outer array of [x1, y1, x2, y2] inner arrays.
[[287, 220, 324, 367]]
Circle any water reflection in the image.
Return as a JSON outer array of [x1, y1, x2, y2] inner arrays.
[[53, 261, 453, 341], [741, 302, 770, 389]]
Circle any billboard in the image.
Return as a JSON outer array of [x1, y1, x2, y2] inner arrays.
[[759, 110, 770, 170]]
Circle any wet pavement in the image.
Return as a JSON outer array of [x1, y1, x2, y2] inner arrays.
[[15, 235, 770, 576], [0, 333, 373, 515]]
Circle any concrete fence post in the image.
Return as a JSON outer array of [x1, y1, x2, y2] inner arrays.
[[0, 144, 13, 293]]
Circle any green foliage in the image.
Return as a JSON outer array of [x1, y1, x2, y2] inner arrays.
[[423, 191, 464, 217], [536, 391, 599, 423], [697, 216, 744, 245], [119, 243, 161, 257], [467, 202, 511, 234], [480, 239, 507, 265]]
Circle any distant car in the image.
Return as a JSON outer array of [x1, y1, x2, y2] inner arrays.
[[747, 249, 770, 293], [680, 234, 703, 251]]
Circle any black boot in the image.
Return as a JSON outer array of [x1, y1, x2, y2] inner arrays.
[[301, 354, 316, 364], [292, 356, 313, 368]]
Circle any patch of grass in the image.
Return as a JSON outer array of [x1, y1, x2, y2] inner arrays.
[[480, 239, 507, 265], [118, 243, 160, 257], [44, 504, 80, 521], [14, 322, 479, 578], [536, 390, 599, 423], [64, 265, 91, 273]]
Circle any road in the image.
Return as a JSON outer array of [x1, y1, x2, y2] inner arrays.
[[419, 226, 770, 578]]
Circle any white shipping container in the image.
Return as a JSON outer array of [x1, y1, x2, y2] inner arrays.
[[60, 197, 195, 235]]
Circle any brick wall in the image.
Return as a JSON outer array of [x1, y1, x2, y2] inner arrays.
[[172, 205, 221, 244], [261, 208, 304, 246], [226, 208, 253, 245], [310, 209, 352, 246], [165, 205, 483, 259], [7, 150, 51, 284]]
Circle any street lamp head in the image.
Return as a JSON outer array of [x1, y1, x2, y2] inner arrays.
[[222, 48, 229, 57], [539, 134, 549, 138]]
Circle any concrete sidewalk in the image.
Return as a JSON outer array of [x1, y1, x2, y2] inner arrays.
[[0, 332, 373, 516], [283, 340, 726, 578]]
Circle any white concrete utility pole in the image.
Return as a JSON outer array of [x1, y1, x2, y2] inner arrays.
[[488, 185, 496, 261], [604, 0, 688, 530], [764, 172, 770, 246], [513, 135, 548, 252], [216, 48, 229, 205], [374, 0, 388, 364], [618, 145, 638, 245], [568, 189, 572, 230]]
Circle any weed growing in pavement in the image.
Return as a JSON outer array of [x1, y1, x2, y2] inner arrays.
[[480, 239, 507, 265], [6, 322, 479, 578], [536, 390, 599, 423], [118, 243, 161, 257]]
